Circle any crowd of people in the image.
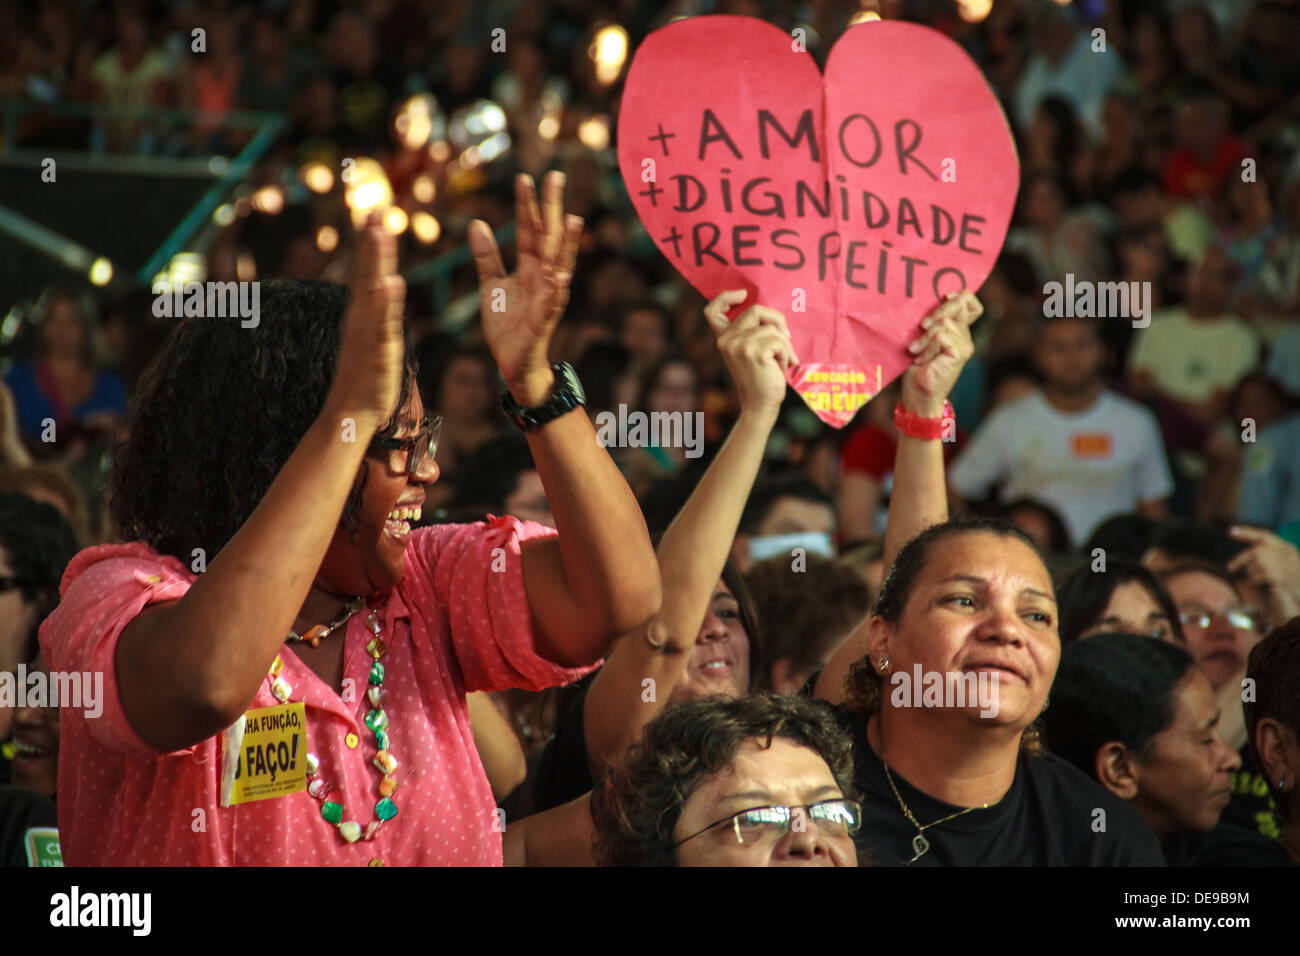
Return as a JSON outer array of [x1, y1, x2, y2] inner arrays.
[[2, 0, 1300, 868]]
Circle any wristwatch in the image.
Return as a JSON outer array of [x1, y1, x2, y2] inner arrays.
[[500, 362, 587, 432]]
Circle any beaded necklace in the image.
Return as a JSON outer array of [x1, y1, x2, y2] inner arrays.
[[269, 601, 399, 847]]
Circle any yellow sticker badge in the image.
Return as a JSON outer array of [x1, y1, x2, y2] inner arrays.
[[225, 701, 308, 806]]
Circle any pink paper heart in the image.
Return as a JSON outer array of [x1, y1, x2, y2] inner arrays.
[[618, 16, 1019, 426]]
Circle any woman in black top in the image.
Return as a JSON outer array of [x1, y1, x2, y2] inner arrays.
[[814, 295, 1164, 865], [1045, 632, 1291, 866], [820, 519, 1165, 865]]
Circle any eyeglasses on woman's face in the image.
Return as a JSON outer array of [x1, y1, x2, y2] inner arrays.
[[1177, 603, 1259, 633], [672, 798, 862, 849], [367, 415, 442, 477]]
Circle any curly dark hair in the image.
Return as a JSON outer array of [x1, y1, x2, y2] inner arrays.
[[109, 279, 416, 562], [590, 692, 857, 866], [0, 491, 79, 662], [842, 517, 1050, 755]]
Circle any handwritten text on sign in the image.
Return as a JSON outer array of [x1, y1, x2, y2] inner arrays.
[[618, 17, 1019, 426]]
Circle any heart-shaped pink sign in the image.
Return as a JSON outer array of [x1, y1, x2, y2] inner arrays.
[[617, 16, 1019, 426]]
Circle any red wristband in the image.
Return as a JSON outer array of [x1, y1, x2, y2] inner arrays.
[[893, 401, 954, 441]]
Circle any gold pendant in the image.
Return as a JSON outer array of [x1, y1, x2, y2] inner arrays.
[[907, 833, 930, 864]]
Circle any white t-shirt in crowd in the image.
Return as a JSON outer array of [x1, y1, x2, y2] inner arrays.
[[1127, 308, 1260, 404], [949, 390, 1173, 547]]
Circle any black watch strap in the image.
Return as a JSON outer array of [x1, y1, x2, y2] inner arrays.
[[501, 363, 586, 432]]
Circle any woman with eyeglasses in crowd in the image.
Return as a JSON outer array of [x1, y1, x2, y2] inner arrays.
[[1055, 558, 1185, 645], [815, 293, 1165, 865], [39, 174, 661, 866], [503, 692, 862, 867], [1044, 632, 1291, 866]]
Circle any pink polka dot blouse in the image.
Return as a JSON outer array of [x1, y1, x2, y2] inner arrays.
[[39, 515, 597, 866]]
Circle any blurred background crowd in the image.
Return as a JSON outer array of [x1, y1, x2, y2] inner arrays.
[[2, 0, 1300, 864]]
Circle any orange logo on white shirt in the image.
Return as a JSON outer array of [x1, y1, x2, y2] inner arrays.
[[1071, 433, 1113, 458]]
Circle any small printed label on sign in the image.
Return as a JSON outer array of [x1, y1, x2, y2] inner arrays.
[[227, 701, 308, 805], [24, 827, 63, 866], [794, 363, 882, 427]]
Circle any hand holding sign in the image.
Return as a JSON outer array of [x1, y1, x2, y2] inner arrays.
[[618, 17, 1019, 426], [704, 290, 798, 422], [900, 291, 981, 418]]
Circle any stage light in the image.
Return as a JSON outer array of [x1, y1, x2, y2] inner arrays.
[[384, 207, 409, 235], [577, 115, 610, 150], [213, 203, 236, 226], [343, 157, 394, 228], [316, 225, 339, 252], [236, 253, 257, 281], [538, 115, 560, 140], [476, 132, 511, 162], [412, 175, 436, 203], [89, 258, 113, 286], [410, 212, 441, 244], [957, 0, 994, 21], [395, 94, 443, 150], [300, 162, 334, 194], [849, 10, 882, 24], [429, 141, 451, 162], [251, 185, 284, 215], [590, 25, 628, 85]]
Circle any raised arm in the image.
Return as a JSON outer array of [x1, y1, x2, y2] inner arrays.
[[117, 222, 407, 751], [581, 291, 795, 776], [469, 173, 660, 668], [815, 292, 980, 704]]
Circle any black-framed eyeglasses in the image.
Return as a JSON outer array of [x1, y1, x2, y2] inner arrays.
[[1178, 603, 1259, 632], [672, 798, 862, 848], [368, 415, 442, 476]]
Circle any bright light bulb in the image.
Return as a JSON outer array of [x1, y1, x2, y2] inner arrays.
[[300, 162, 334, 194], [590, 25, 628, 85], [411, 211, 441, 244], [384, 207, 409, 235], [251, 185, 284, 215], [89, 258, 113, 286], [412, 175, 436, 203]]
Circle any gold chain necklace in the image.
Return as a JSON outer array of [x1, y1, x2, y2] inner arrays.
[[880, 752, 989, 865]]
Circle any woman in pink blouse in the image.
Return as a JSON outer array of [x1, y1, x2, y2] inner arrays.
[[39, 174, 661, 865]]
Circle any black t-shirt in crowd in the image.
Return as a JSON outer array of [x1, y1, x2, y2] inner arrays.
[[1162, 821, 1294, 867], [530, 679, 597, 814], [839, 708, 1167, 866]]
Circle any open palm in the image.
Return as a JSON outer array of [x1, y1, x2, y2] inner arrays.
[[468, 172, 582, 402]]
